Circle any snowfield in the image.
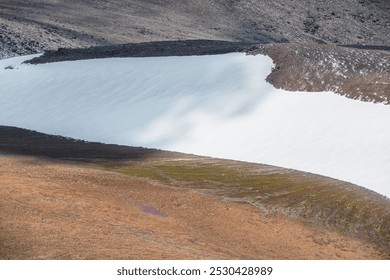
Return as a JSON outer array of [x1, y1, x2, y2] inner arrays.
[[1, 53, 390, 198]]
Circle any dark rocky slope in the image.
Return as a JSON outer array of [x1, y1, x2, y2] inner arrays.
[[25, 40, 255, 64]]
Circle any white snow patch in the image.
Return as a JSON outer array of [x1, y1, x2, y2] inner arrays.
[[1, 53, 390, 198]]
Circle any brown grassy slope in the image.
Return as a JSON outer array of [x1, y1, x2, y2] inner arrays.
[[0, 126, 389, 259], [0, 155, 386, 260], [101, 158, 390, 255]]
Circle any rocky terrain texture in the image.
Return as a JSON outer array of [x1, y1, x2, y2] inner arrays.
[[1, 0, 390, 59], [25, 40, 255, 64], [1, 126, 389, 259], [256, 43, 390, 104]]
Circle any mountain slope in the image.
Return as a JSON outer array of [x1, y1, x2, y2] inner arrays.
[[1, 0, 389, 58], [2, 1, 388, 105], [257, 43, 390, 104]]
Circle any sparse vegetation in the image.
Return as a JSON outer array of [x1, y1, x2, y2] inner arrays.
[[100, 158, 390, 252]]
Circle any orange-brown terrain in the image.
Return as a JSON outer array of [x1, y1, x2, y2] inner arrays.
[[1, 126, 389, 259], [0, 154, 386, 260]]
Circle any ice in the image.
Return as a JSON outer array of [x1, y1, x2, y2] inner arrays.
[[1, 53, 390, 198]]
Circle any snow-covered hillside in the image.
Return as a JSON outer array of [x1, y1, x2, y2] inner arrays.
[[1, 53, 390, 198]]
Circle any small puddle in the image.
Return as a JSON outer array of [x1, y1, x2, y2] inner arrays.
[[139, 205, 167, 217]]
